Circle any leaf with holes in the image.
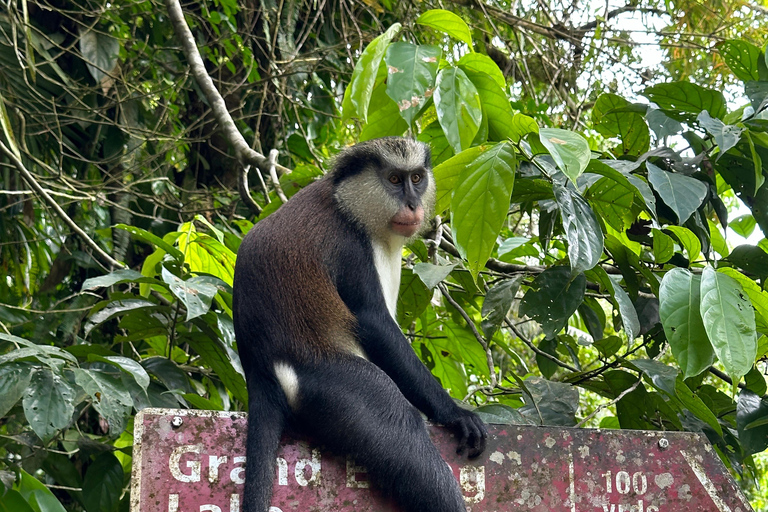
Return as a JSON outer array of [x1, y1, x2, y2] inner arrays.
[[22, 368, 76, 441], [718, 40, 762, 81], [451, 142, 517, 276], [384, 43, 441, 126], [700, 267, 757, 379], [73, 368, 133, 435]]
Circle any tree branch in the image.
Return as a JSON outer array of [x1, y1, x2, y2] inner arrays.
[[0, 140, 126, 270], [165, 0, 291, 215]]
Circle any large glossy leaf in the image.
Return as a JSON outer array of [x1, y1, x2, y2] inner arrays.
[[642, 82, 727, 121], [592, 93, 650, 156], [81, 269, 159, 291], [434, 66, 483, 153], [646, 163, 707, 224], [610, 279, 640, 342], [665, 226, 702, 263], [717, 267, 768, 335], [416, 9, 473, 48], [585, 175, 636, 230], [658, 268, 714, 378], [553, 184, 604, 275], [451, 142, 517, 276], [22, 368, 76, 441], [413, 262, 456, 289], [0, 362, 32, 417], [697, 111, 744, 157], [85, 299, 167, 336], [344, 23, 401, 121], [418, 121, 454, 166], [518, 377, 579, 426], [15, 470, 66, 512], [463, 70, 516, 142], [384, 43, 440, 126], [431, 145, 486, 213], [161, 267, 217, 321], [82, 453, 123, 512], [718, 40, 762, 81], [397, 268, 432, 326], [699, 267, 758, 379], [457, 53, 505, 88], [519, 267, 586, 338], [674, 375, 722, 436], [115, 224, 184, 261], [183, 333, 248, 405], [652, 228, 675, 264], [359, 80, 408, 141], [539, 128, 591, 183], [73, 368, 133, 435]]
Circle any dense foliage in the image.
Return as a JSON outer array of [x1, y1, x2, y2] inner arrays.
[[1, 0, 767, 510]]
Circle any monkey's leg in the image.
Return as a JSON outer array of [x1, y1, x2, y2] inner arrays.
[[243, 380, 287, 512], [295, 357, 465, 512]]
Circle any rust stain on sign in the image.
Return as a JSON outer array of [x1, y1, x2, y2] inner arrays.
[[130, 408, 753, 512]]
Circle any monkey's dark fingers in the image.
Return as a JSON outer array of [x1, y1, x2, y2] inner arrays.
[[465, 416, 488, 459], [450, 413, 488, 458]]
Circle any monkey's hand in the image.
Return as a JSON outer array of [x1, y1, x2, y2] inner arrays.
[[443, 408, 487, 459]]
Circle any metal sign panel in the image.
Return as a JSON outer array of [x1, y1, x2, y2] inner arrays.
[[130, 408, 753, 512]]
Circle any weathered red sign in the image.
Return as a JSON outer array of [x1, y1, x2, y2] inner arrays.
[[130, 408, 753, 512]]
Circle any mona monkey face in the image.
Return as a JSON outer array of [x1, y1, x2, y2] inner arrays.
[[333, 138, 436, 241], [381, 167, 431, 238]]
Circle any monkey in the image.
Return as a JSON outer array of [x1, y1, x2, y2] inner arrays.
[[232, 137, 487, 512]]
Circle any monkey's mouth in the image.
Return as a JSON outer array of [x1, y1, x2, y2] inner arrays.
[[391, 220, 420, 237]]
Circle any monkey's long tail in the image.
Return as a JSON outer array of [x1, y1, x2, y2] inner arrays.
[[243, 380, 286, 512]]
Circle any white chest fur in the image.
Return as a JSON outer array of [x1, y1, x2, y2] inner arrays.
[[371, 238, 403, 320]]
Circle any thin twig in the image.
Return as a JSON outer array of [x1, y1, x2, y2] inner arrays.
[[0, 140, 125, 270]]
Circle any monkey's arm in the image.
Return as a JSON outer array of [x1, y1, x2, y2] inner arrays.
[[355, 304, 486, 456]]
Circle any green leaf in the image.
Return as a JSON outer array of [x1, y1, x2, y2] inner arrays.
[[632, 358, 678, 396], [700, 267, 758, 379], [610, 278, 640, 341], [434, 66, 483, 153], [0, 490, 35, 512], [22, 368, 76, 441], [451, 142, 517, 276], [82, 453, 123, 512], [674, 376, 723, 436], [16, 470, 66, 512], [85, 299, 165, 336], [359, 84, 408, 141], [726, 244, 768, 278], [115, 224, 184, 261], [397, 268, 432, 326], [652, 228, 675, 264], [518, 377, 579, 426], [538, 128, 591, 183], [457, 53, 505, 88], [659, 268, 715, 378], [642, 82, 727, 121], [0, 90, 21, 159], [0, 334, 78, 366], [183, 333, 248, 405], [585, 175, 636, 231], [717, 267, 768, 335], [463, 70, 516, 142], [474, 404, 529, 425], [384, 43, 440, 126], [646, 108, 683, 139], [73, 368, 133, 435], [0, 362, 32, 417], [737, 389, 768, 454], [417, 9, 473, 48], [432, 145, 486, 213], [412, 262, 456, 289], [646, 163, 707, 224], [718, 40, 762, 81], [81, 269, 159, 291], [418, 121, 454, 166], [161, 267, 217, 321], [665, 225, 702, 264], [345, 23, 401, 121], [481, 275, 524, 339], [89, 355, 150, 390], [553, 184, 604, 275], [519, 267, 586, 338], [592, 94, 650, 156], [697, 111, 744, 157]]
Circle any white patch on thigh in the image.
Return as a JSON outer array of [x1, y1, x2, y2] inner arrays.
[[274, 362, 299, 409]]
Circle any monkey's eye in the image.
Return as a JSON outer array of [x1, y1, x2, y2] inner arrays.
[[389, 175, 401, 185], [411, 174, 422, 184]]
